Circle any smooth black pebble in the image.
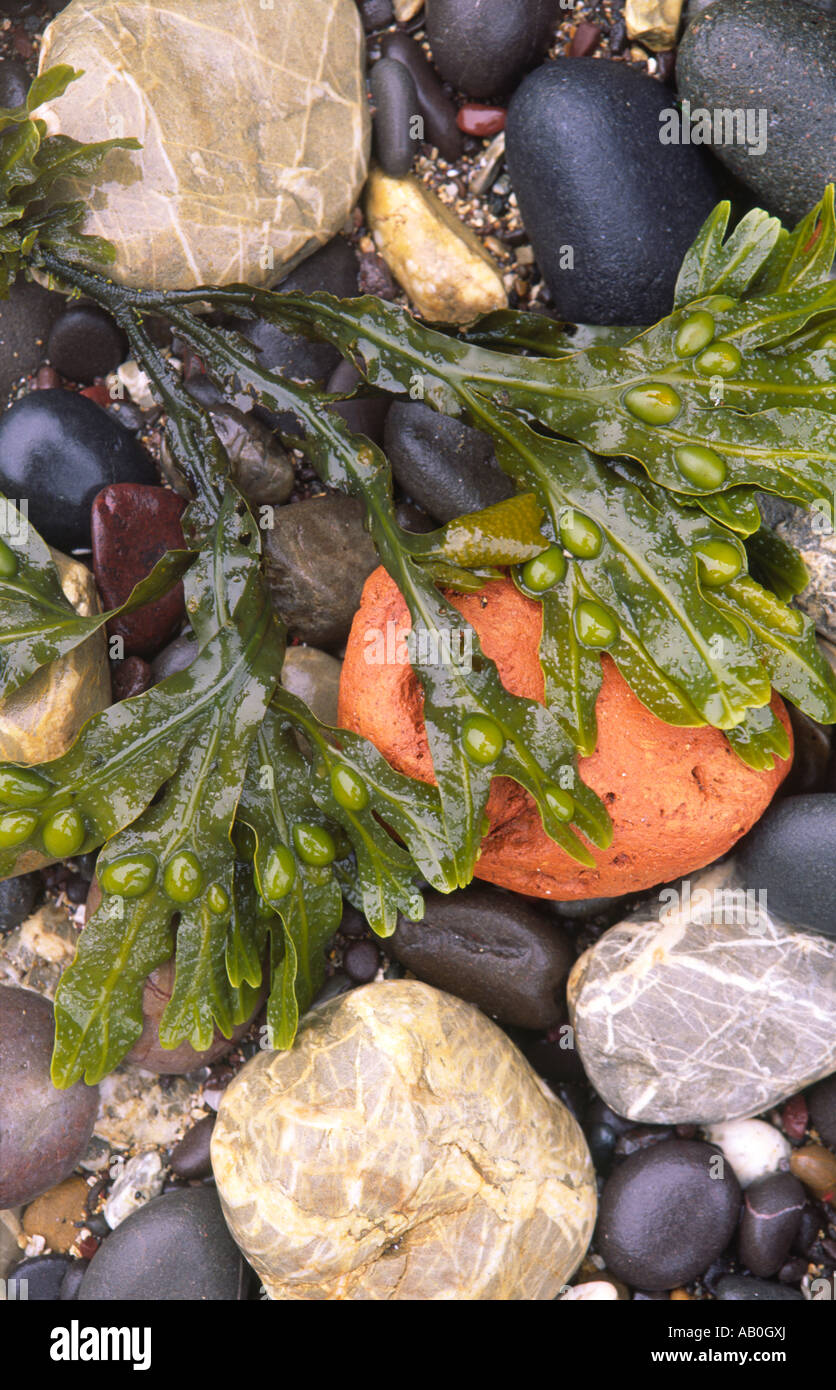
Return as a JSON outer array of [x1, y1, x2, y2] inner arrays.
[[737, 794, 836, 940], [384, 400, 514, 522], [0, 390, 156, 550], [677, 0, 836, 224], [596, 1139, 741, 1290], [77, 1187, 249, 1301], [505, 59, 720, 325], [808, 1072, 836, 1146], [47, 303, 127, 385], [716, 1274, 804, 1301], [380, 31, 464, 162], [386, 884, 572, 1029], [8, 1254, 74, 1301], [738, 1172, 806, 1278], [169, 1115, 216, 1180], [425, 0, 556, 99], [0, 872, 38, 932], [370, 57, 421, 177]]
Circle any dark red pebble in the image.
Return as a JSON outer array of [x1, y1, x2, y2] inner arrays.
[[76, 1235, 100, 1260], [655, 50, 677, 84], [91, 484, 187, 659], [568, 22, 601, 58], [782, 1093, 809, 1144], [456, 104, 506, 137], [80, 382, 111, 409], [111, 655, 153, 701]]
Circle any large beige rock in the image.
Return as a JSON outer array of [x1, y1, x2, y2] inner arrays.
[[211, 980, 596, 1300], [37, 0, 370, 290], [0, 550, 110, 876], [366, 168, 508, 323]]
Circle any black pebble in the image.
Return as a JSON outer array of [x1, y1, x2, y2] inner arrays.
[[77, 1187, 249, 1301], [505, 59, 720, 325], [0, 279, 66, 402], [737, 794, 836, 940], [169, 1115, 216, 1180], [808, 1073, 836, 1147], [371, 58, 421, 177], [47, 304, 127, 385], [738, 1172, 806, 1278], [383, 400, 514, 522], [0, 390, 156, 550], [9, 1254, 74, 1301], [425, 0, 556, 99], [596, 1139, 741, 1291], [715, 1274, 804, 1301], [59, 1261, 89, 1301], [380, 31, 464, 162], [0, 872, 38, 932], [359, 0, 394, 30], [343, 938, 381, 983]]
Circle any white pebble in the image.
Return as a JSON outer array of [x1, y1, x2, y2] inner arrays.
[[703, 1118, 790, 1188], [560, 1281, 620, 1301], [112, 361, 158, 410], [104, 1150, 164, 1229]]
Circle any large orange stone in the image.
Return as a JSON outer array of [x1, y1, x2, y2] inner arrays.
[[338, 568, 793, 900]]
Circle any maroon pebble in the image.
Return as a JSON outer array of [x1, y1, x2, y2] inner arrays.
[[91, 484, 187, 659], [80, 382, 111, 409], [568, 22, 601, 58], [111, 655, 154, 701], [782, 1093, 809, 1144], [33, 365, 62, 390], [456, 103, 507, 137]]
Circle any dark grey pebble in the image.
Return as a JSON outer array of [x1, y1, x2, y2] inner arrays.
[[77, 1187, 249, 1301], [151, 633, 198, 685], [808, 1072, 836, 1147], [47, 303, 127, 385], [677, 0, 836, 225], [263, 494, 378, 649], [59, 1261, 89, 1301], [371, 58, 421, 177], [0, 390, 156, 550], [384, 400, 514, 522], [169, 1115, 216, 1180], [343, 938, 380, 983], [386, 884, 572, 1029], [781, 706, 832, 797], [425, 0, 555, 99], [359, 0, 394, 29], [506, 59, 720, 325], [0, 279, 66, 402], [596, 1140, 741, 1290], [737, 794, 836, 939], [8, 1253, 74, 1301], [716, 1274, 804, 1301], [0, 986, 98, 1207], [739, 1172, 806, 1278], [327, 358, 391, 445], [0, 58, 30, 109], [380, 31, 464, 161], [0, 872, 38, 932]]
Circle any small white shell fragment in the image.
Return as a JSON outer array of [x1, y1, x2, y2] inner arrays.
[[103, 1151, 164, 1229], [560, 1280, 620, 1301]]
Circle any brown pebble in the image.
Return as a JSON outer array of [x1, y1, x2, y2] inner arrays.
[[456, 104, 507, 138], [34, 365, 62, 390], [357, 250, 398, 300], [789, 1144, 836, 1202], [23, 1176, 89, 1254], [670, 1288, 692, 1300], [568, 22, 601, 58]]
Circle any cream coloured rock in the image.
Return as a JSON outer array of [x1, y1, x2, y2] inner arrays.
[[702, 1119, 791, 1189], [37, 0, 370, 291], [366, 169, 508, 323], [393, 0, 424, 20], [569, 862, 836, 1125], [625, 0, 684, 51], [211, 980, 596, 1300], [0, 550, 110, 876]]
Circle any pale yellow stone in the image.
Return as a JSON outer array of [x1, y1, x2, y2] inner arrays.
[[365, 168, 508, 324], [0, 550, 110, 876], [37, 0, 371, 291], [392, 0, 423, 19], [624, 0, 684, 51], [212, 980, 597, 1300]]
